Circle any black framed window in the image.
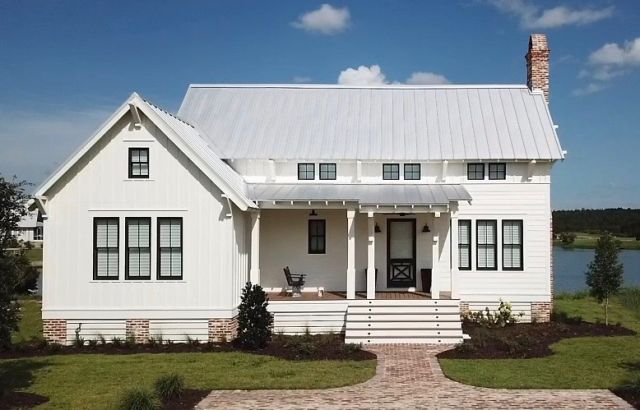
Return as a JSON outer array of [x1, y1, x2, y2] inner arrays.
[[467, 163, 484, 180], [34, 226, 43, 241], [308, 219, 326, 254], [383, 164, 399, 180], [298, 163, 315, 180], [319, 163, 337, 180], [94, 217, 119, 280], [476, 220, 497, 270], [126, 218, 151, 280], [129, 148, 149, 178], [404, 164, 421, 180], [158, 218, 183, 279], [503, 220, 523, 270], [489, 163, 506, 180], [458, 220, 471, 270]]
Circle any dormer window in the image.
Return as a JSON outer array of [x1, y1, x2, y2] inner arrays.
[[467, 163, 484, 180], [404, 164, 421, 180], [319, 163, 337, 180], [489, 163, 506, 180], [383, 164, 399, 180], [298, 163, 315, 180], [129, 148, 149, 178]]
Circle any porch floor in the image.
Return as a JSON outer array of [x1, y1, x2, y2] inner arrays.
[[268, 291, 433, 301]]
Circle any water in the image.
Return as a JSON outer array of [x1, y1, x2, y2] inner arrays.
[[554, 247, 640, 292]]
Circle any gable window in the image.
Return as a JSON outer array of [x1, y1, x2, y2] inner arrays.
[[489, 163, 506, 180], [383, 164, 399, 180], [467, 163, 484, 180], [158, 218, 183, 279], [319, 163, 337, 180], [308, 219, 326, 254], [476, 220, 497, 270], [298, 163, 315, 180], [94, 218, 119, 280], [129, 148, 149, 178], [404, 164, 421, 180], [126, 218, 151, 280], [503, 220, 523, 270], [458, 220, 471, 270]]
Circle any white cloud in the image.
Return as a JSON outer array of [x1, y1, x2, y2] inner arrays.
[[572, 83, 606, 96], [292, 4, 350, 35], [293, 76, 312, 83], [406, 72, 451, 85], [487, 0, 613, 29], [338, 65, 387, 85]]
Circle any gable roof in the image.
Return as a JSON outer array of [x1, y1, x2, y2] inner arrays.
[[178, 84, 564, 161], [35, 93, 256, 211]]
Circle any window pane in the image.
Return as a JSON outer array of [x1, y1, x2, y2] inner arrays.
[[139, 249, 151, 276], [160, 249, 171, 277], [139, 149, 148, 162], [132, 163, 141, 176], [459, 248, 470, 269], [140, 163, 149, 176], [131, 150, 140, 162], [129, 249, 140, 277], [159, 222, 171, 247], [171, 249, 182, 276], [459, 221, 470, 244]]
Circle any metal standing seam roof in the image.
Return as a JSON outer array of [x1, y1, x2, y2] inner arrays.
[[178, 84, 564, 161], [247, 184, 471, 206]]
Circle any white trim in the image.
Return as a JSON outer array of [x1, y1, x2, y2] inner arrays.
[[188, 84, 530, 90]]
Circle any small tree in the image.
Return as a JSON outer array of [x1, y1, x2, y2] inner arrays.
[[236, 282, 273, 349], [559, 232, 576, 245], [585, 232, 624, 325]]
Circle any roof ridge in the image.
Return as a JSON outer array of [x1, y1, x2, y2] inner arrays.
[[141, 97, 196, 129], [188, 84, 529, 90]]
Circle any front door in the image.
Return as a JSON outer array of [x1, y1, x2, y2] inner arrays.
[[387, 219, 416, 288]]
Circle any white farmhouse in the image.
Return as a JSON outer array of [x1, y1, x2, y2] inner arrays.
[[35, 34, 563, 344]]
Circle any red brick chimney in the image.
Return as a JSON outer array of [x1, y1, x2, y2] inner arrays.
[[525, 34, 550, 103]]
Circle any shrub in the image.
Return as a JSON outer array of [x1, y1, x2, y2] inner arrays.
[[559, 232, 576, 245], [343, 343, 362, 354], [236, 282, 273, 349], [87, 339, 98, 348], [116, 388, 160, 410], [111, 337, 123, 347], [462, 300, 522, 328], [618, 287, 640, 315], [186, 335, 200, 346], [153, 374, 185, 402]]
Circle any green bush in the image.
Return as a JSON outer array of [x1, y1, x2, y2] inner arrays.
[[559, 232, 576, 244], [236, 282, 273, 349], [116, 388, 160, 410], [153, 373, 185, 402], [618, 287, 640, 315]]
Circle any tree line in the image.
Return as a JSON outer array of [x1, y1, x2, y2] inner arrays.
[[553, 208, 640, 238]]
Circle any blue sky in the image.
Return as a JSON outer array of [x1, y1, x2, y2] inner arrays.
[[0, 0, 638, 209]]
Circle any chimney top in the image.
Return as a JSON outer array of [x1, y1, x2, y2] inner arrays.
[[526, 34, 550, 103]]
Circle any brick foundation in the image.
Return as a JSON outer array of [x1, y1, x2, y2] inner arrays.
[[459, 302, 470, 317], [43, 319, 67, 344], [208, 317, 238, 342], [531, 302, 552, 322], [126, 319, 150, 344]]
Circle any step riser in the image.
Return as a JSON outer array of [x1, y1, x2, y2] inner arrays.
[[347, 300, 460, 307], [345, 337, 463, 344], [348, 306, 460, 314], [347, 314, 459, 321], [346, 322, 461, 330], [347, 329, 462, 337]]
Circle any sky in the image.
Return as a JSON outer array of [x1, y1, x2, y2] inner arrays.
[[0, 0, 639, 210]]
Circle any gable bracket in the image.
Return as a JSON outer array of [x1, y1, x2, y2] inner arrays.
[[128, 103, 142, 128]]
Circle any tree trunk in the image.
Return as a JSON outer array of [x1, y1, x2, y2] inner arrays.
[[604, 297, 609, 326]]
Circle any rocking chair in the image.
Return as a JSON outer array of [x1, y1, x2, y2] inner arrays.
[[283, 266, 306, 297]]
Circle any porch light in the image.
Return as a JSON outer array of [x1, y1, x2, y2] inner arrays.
[[309, 209, 318, 216], [375, 223, 381, 233], [422, 224, 431, 233]]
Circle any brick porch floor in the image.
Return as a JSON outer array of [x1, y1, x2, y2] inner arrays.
[[196, 345, 631, 409], [268, 291, 433, 301]]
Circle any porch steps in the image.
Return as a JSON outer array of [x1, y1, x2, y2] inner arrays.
[[344, 299, 463, 344]]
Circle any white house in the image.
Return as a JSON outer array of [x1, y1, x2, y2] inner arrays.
[[12, 209, 44, 247], [36, 34, 563, 344]]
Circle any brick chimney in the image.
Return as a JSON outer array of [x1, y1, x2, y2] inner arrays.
[[525, 34, 550, 103]]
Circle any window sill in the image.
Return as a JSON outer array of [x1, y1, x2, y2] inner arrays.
[[123, 179, 155, 182], [89, 280, 187, 284]]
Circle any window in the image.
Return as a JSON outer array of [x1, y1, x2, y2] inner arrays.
[[476, 220, 497, 270], [319, 163, 337, 180], [404, 164, 421, 180], [129, 148, 149, 178], [34, 226, 43, 241], [308, 219, 326, 254], [503, 220, 523, 270], [298, 163, 315, 180], [467, 163, 484, 180], [94, 218, 119, 279], [126, 218, 151, 280], [383, 164, 399, 180], [489, 163, 506, 180], [458, 220, 471, 270], [158, 218, 182, 279]]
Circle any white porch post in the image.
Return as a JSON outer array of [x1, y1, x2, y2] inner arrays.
[[432, 212, 440, 299], [367, 212, 376, 299], [249, 211, 261, 285], [451, 212, 460, 299], [346, 209, 357, 299]]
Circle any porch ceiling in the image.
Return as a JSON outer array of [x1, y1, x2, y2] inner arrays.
[[246, 183, 471, 207]]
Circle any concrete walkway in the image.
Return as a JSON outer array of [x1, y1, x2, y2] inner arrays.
[[196, 345, 631, 409]]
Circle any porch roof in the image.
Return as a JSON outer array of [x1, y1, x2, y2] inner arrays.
[[246, 183, 471, 207]]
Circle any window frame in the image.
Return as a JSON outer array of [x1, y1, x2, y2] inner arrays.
[[404, 164, 421, 180], [502, 219, 524, 271], [476, 220, 498, 271], [308, 219, 326, 254], [93, 217, 120, 280], [467, 163, 485, 180], [489, 163, 506, 180], [34, 226, 43, 241], [157, 217, 183, 280], [458, 220, 472, 271], [128, 148, 149, 179], [125, 217, 152, 280], [319, 163, 337, 180], [382, 163, 400, 180], [297, 163, 315, 180]]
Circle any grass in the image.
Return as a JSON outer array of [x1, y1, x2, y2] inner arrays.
[[554, 232, 640, 250], [439, 290, 640, 389], [24, 247, 43, 263], [11, 298, 43, 344]]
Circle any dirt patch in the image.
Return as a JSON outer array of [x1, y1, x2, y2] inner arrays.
[[163, 389, 210, 410], [438, 321, 634, 359], [0, 391, 48, 409]]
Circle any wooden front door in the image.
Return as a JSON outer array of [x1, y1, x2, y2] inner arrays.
[[387, 219, 416, 288]]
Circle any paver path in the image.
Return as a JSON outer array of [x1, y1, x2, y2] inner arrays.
[[196, 345, 631, 409]]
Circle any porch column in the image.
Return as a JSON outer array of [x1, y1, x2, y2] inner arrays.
[[450, 212, 459, 299], [249, 211, 261, 285], [432, 213, 440, 299], [367, 212, 376, 299], [346, 209, 357, 299]]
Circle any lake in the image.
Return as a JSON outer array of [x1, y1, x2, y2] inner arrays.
[[554, 247, 640, 292]]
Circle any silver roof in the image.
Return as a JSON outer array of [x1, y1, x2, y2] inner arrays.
[[247, 183, 471, 206], [178, 84, 564, 161]]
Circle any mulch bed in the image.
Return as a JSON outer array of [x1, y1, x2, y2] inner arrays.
[[163, 389, 210, 410], [0, 391, 48, 409], [613, 389, 640, 409], [438, 321, 635, 360]]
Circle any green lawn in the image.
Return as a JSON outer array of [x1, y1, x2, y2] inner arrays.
[[12, 298, 43, 343], [554, 232, 640, 250], [439, 294, 640, 389], [24, 247, 43, 262]]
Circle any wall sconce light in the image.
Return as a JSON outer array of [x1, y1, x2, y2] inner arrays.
[[422, 224, 431, 233], [309, 209, 318, 216], [375, 223, 382, 233]]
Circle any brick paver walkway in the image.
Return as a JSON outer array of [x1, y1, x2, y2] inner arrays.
[[196, 345, 631, 409]]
